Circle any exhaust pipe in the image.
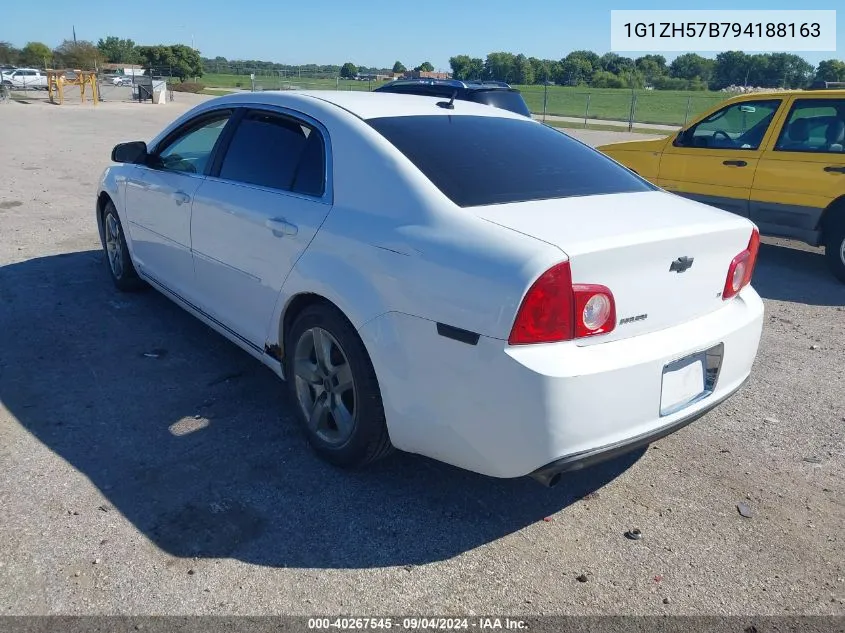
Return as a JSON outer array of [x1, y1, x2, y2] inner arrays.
[[530, 470, 562, 488]]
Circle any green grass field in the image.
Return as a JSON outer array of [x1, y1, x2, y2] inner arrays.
[[517, 86, 729, 126], [543, 120, 671, 135], [198, 73, 733, 127], [201, 73, 367, 91]]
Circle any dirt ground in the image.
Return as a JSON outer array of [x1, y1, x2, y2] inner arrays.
[[0, 93, 843, 617]]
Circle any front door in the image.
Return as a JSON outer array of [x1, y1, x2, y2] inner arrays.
[[657, 98, 785, 217], [750, 96, 845, 242], [190, 108, 332, 348], [123, 111, 233, 298]]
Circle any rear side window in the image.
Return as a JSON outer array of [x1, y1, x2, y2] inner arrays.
[[291, 131, 326, 196], [368, 115, 655, 207], [219, 110, 325, 195], [775, 99, 845, 153]]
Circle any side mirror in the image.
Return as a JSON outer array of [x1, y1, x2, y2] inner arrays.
[[111, 141, 148, 164]]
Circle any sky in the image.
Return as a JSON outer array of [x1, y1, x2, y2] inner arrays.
[[4, 0, 843, 70]]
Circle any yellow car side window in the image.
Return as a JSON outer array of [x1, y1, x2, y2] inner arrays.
[[677, 100, 781, 151], [774, 99, 845, 154]]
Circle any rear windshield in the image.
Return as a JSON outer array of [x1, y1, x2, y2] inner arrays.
[[367, 115, 655, 207], [468, 90, 531, 117]]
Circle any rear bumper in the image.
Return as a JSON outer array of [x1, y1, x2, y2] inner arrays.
[[528, 375, 748, 486], [359, 286, 764, 480]]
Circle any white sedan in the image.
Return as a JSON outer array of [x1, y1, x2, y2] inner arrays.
[[96, 91, 764, 486]]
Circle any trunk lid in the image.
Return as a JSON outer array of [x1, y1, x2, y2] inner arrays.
[[474, 191, 755, 343]]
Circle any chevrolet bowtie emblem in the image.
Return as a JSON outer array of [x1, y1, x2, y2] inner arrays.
[[670, 256, 694, 273]]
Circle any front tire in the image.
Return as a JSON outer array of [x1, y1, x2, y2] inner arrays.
[[102, 201, 144, 292], [824, 215, 845, 284], [285, 304, 393, 468]]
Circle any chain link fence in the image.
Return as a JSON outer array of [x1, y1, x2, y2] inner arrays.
[[1, 72, 51, 101], [519, 85, 734, 129], [1, 69, 157, 103], [3, 64, 737, 127], [196, 68, 735, 130]]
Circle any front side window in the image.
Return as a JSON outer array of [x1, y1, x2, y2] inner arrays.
[[775, 99, 845, 153], [676, 100, 781, 150], [218, 110, 325, 195], [368, 115, 655, 208], [154, 113, 231, 174]]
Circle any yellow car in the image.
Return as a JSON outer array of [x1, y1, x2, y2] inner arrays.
[[597, 86, 845, 282]]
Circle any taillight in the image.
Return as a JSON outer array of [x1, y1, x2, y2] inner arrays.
[[574, 284, 616, 338], [508, 262, 616, 345], [723, 227, 760, 300]]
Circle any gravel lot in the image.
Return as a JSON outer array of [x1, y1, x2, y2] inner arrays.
[[0, 93, 843, 617]]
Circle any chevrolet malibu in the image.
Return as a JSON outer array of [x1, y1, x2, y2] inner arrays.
[[96, 91, 764, 486]]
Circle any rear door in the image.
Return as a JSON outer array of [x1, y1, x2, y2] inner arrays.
[[657, 98, 785, 217], [190, 107, 332, 348], [750, 96, 845, 243]]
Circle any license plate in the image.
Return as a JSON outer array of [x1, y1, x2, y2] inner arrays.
[[660, 353, 706, 416]]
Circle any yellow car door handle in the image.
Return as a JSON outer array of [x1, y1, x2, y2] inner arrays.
[[824, 166, 845, 174], [723, 160, 747, 167]]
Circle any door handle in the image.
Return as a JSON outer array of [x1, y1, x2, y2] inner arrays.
[[171, 191, 191, 205], [722, 160, 747, 167], [824, 166, 845, 174], [265, 218, 298, 238]]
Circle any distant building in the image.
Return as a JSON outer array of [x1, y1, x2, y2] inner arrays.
[[358, 73, 394, 81], [402, 70, 452, 80], [101, 63, 144, 76]]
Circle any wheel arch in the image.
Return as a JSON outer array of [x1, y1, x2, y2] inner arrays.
[[96, 191, 113, 249], [280, 293, 337, 355], [277, 292, 372, 370], [819, 195, 845, 234]]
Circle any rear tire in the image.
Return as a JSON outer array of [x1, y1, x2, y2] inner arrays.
[[102, 200, 145, 292], [285, 303, 393, 468], [823, 215, 845, 284]]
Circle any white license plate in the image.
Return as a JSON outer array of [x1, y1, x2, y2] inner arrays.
[[660, 354, 706, 416]]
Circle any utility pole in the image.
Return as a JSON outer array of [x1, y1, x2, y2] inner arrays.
[[542, 69, 548, 123]]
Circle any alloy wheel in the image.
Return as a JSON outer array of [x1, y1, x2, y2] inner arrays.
[[104, 213, 124, 279], [293, 327, 357, 446]]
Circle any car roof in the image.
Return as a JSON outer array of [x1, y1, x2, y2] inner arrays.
[[204, 90, 533, 122], [380, 78, 513, 90], [725, 88, 845, 100]]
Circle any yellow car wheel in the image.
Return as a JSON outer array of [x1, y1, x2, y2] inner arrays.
[[824, 214, 845, 284]]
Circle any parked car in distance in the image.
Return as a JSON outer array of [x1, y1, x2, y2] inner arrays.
[[597, 87, 845, 282], [96, 91, 763, 486], [112, 76, 135, 87], [374, 78, 532, 117], [1, 68, 48, 90]]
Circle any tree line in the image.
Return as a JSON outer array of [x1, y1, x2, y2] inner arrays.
[[449, 51, 844, 90], [0, 38, 202, 81], [2, 37, 843, 91]]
